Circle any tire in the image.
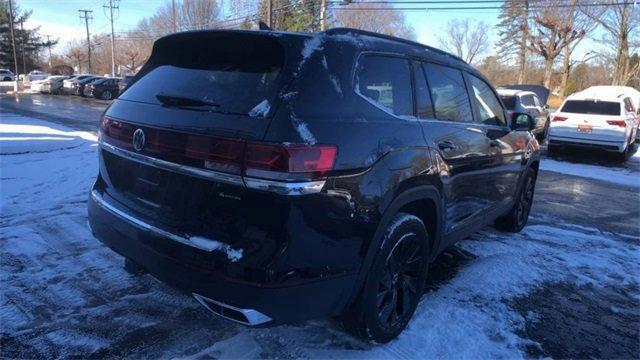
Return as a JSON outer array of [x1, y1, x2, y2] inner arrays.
[[615, 142, 630, 162], [101, 90, 113, 100], [2, 77, 11, 81], [495, 168, 536, 233], [547, 144, 559, 158], [344, 213, 430, 343]]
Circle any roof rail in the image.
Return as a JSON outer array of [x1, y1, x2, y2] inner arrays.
[[323, 27, 466, 63]]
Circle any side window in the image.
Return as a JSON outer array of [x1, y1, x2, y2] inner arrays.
[[357, 55, 413, 117], [533, 95, 541, 108], [422, 63, 473, 122], [468, 74, 507, 126], [414, 64, 434, 119], [521, 95, 535, 107]]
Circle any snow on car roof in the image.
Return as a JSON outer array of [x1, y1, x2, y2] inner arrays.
[[567, 89, 627, 103], [496, 88, 535, 97]]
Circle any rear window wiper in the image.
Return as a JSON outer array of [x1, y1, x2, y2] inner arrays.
[[156, 93, 220, 109]]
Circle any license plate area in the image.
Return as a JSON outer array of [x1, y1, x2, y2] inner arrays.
[[577, 124, 593, 133]]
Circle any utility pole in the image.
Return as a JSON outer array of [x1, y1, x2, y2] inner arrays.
[[79, 10, 93, 73], [267, 0, 272, 28], [320, 0, 327, 31], [7, 0, 19, 91], [44, 35, 53, 70], [104, 0, 119, 77], [19, 21, 26, 74], [172, 0, 177, 32]]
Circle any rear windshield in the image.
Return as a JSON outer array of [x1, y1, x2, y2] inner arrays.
[[561, 100, 620, 115], [500, 96, 516, 110], [119, 34, 285, 117]]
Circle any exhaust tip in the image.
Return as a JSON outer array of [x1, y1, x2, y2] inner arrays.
[[192, 293, 272, 326]]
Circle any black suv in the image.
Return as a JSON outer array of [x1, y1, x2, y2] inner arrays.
[[88, 29, 540, 342]]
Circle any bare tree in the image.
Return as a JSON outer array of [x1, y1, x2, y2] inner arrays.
[[527, 0, 589, 89], [584, 1, 639, 86], [64, 40, 87, 72], [437, 19, 490, 64], [496, 0, 531, 83], [136, 0, 221, 38], [333, 3, 416, 40], [556, 1, 598, 98]]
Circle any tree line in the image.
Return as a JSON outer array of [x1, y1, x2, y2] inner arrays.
[[1, 0, 637, 96]]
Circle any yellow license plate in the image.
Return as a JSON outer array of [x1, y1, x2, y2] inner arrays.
[[578, 124, 593, 133]]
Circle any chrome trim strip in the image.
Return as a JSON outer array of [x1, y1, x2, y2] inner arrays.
[[243, 177, 326, 195], [192, 293, 272, 326], [91, 190, 225, 252], [100, 141, 244, 186], [100, 141, 327, 195]]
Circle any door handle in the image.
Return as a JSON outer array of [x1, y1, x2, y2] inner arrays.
[[438, 141, 457, 151]]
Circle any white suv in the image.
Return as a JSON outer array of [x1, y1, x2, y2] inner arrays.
[[0, 69, 16, 81], [549, 89, 639, 160]]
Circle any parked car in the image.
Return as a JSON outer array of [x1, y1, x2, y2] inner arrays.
[[88, 28, 540, 343], [73, 76, 103, 96], [497, 86, 550, 141], [63, 74, 94, 94], [0, 69, 16, 81], [118, 75, 134, 92], [85, 77, 120, 100], [30, 75, 65, 93], [549, 89, 638, 160], [40, 75, 69, 94], [26, 70, 49, 82]]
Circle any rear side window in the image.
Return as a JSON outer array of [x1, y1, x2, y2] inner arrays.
[[561, 100, 620, 116], [500, 96, 516, 110], [356, 55, 413, 117], [468, 75, 506, 126], [521, 95, 535, 107], [422, 63, 472, 122], [119, 35, 285, 117]]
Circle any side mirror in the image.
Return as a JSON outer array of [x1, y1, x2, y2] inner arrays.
[[511, 112, 536, 131], [543, 104, 549, 110]]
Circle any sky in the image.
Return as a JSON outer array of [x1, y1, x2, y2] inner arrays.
[[18, 0, 600, 59]]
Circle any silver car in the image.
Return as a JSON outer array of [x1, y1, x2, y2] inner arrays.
[[497, 86, 551, 141]]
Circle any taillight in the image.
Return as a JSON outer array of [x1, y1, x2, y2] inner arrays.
[[244, 143, 336, 179], [552, 115, 568, 122], [606, 120, 626, 128], [99, 116, 337, 181]]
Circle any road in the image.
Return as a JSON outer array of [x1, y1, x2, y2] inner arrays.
[[1, 94, 639, 358]]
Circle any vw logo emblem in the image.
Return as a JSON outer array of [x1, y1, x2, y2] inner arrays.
[[132, 128, 145, 151]]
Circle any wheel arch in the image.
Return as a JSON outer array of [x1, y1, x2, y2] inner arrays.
[[345, 185, 443, 309]]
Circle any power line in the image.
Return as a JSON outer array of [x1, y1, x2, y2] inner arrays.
[[329, 0, 635, 10], [79, 9, 93, 73]]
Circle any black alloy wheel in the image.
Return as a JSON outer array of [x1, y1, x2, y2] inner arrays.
[[344, 213, 430, 343], [495, 167, 536, 232], [376, 234, 424, 330]]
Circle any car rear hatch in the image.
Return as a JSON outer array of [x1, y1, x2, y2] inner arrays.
[[97, 31, 333, 274], [552, 99, 626, 141]]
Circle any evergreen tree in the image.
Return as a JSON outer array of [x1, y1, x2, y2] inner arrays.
[[0, 2, 57, 73]]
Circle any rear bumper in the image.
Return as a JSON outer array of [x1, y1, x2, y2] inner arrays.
[[87, 189, 358, 325], [548, 134, 627, 152]]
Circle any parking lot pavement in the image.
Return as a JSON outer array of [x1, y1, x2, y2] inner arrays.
[[0, 93, 108, 132], [1, 111, 638, 358]]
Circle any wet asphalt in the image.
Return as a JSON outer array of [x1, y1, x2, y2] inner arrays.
[[1, 93, 639, 358]]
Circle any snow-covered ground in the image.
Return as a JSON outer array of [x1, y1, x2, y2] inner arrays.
[[1, 114, 639, 358], [540, 146, 640, 188]]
